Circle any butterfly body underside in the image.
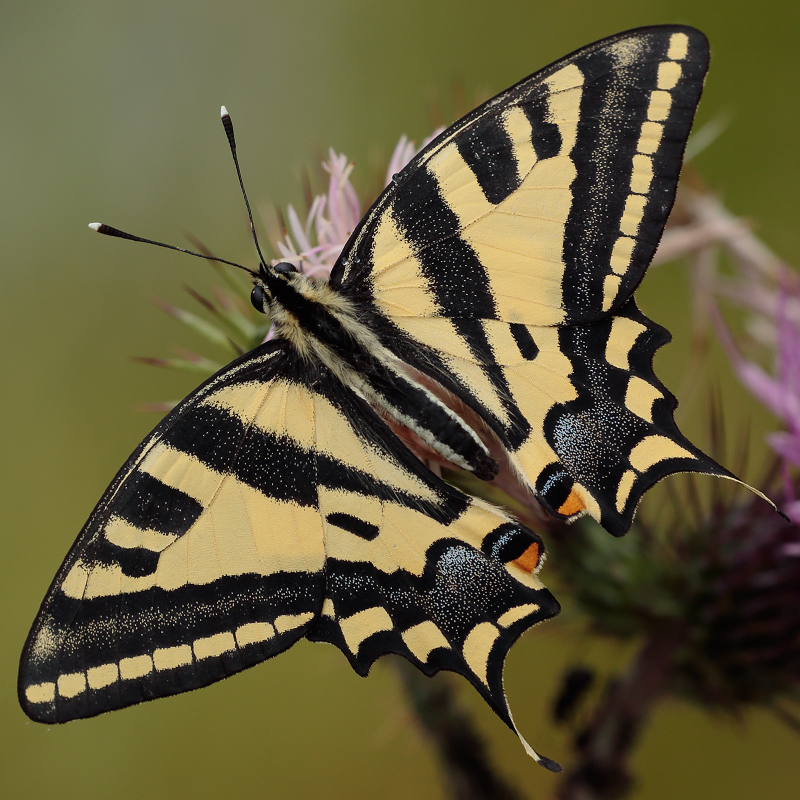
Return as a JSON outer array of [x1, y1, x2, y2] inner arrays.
[[20, 25, 724, 771]]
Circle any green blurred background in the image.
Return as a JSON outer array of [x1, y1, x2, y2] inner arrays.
[[2, 1, 799, 798]]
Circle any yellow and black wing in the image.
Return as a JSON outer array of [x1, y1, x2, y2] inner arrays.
[[19, 342, 559, 767], [330, 25, 727, 533]]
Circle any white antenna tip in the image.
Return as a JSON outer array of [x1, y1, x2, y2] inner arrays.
[[220, 105, 229, 118], [88, 222, 102, 231]]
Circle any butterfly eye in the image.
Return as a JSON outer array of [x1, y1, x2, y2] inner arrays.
[[250, 284, 266, 312], [273, 262, 298, 275]]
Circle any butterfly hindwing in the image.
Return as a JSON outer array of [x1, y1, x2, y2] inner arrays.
[[20, 342, 559, 765]]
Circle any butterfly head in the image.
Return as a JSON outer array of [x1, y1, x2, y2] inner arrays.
[[250, 262, 300, 313]]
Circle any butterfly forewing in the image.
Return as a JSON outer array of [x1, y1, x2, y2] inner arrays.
[[19, 344, 326, 723], [334, 26, 708, 327]]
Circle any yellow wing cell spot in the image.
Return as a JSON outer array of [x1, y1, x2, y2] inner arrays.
[[339, 607, 394, 653], [87, 662, 119, 689], [250, 381, 316, 447], [667, 32, 689, 60], [401, 621, 450, 662], [119, 654, 154, 680], [525, 152, 577, 187], [545, 84, 582, 152], [85, 563, 125, 600], [371, 209, 417, 272], [274, 611, 315, 634], [647, 90, 672, 122], [153, 644, 193, 670], [637, 121, 664, 155], [462, 622, 500, 686], [57, 672, 87, 699], [497, 603, 540, 628], [629, 435, 694, 472], [544, 63, 585, 94], [25, 682, 55, 705], [610, 234, 636, 276], [605, 316, 647, 370], [235, 622, 276, 647], [625, 376, 662, 423], [60, 560, 90, 600], [629, 154, 654, 196], [657, 60, 682, 90], [512, 542, 541, 573], [602, 274, 621, 312], [616, 469, 637, 514], [193, 632, 236, 661], [200, 380, 269, 427], [619, 194, 647, 237]]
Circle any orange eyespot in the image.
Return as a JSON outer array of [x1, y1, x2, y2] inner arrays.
[[557, 488, 585, 517], [512, 542, 541, 573]]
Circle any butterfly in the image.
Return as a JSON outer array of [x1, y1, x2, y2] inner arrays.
[[19, 25, 726, 771]]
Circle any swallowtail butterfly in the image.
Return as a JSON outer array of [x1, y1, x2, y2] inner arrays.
[[20, 25, 727, 771]]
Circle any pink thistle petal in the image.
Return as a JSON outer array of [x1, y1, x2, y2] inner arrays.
[[780, 537, 800, 556], [322, 149, 360, 242], [419, 126, 445, 150], [767, 432, 800, 470], [385, 135, 416, 186], [736, 361, 793, 420], [384, 128, 445, 187]]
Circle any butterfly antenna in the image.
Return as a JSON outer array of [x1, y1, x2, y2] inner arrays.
[[88, 223, 257, 277], [220, 106, 270, 271]]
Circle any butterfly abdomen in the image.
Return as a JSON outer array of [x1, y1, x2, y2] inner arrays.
[[265, 270, 498, 480]]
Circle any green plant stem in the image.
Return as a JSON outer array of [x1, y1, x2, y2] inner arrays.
[[556, 621, 687, 800], [391, 657, 526, 800]]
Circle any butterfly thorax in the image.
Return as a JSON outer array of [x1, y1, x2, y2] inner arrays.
[[260, 268, 498, 480]]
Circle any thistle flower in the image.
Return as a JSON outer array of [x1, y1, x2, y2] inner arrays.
[[676, 492, 800, 710], [271, 149, 361, 278], [268, 129, 443, 281], [719, 282, 800, 520]]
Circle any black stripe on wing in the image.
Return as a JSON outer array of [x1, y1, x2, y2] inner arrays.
[[390, 167, 497, 319]]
